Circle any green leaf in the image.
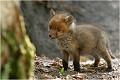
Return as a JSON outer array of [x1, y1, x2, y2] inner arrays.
[[59, 68, 64, 75]]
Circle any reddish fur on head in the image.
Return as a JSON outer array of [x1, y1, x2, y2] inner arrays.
[[48, 9, 73, 39]]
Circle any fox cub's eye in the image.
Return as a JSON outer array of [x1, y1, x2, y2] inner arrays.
[[57, 29, 62, 32]]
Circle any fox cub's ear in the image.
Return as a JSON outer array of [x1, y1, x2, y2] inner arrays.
[[65, 15, 73, 25], [50, 9, 56, 17]]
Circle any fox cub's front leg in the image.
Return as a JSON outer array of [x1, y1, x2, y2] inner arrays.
[[62, 50, 69, 70], [72, 52, 80, 72]]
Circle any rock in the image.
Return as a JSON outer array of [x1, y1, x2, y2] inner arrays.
[[20, 1, 119, 58]]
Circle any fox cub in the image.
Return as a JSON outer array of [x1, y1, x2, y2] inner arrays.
[[48, 9, 115, 72]]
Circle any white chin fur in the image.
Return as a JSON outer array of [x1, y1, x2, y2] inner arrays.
[[70, 22, 76, 29]]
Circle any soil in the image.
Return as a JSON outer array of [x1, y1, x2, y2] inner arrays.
[[32, 54, 120, 80]]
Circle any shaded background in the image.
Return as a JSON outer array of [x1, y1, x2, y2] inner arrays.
[[20, 1, 119, 59]]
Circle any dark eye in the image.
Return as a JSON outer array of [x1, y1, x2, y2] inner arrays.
[[49, 25, 52, 28], [58, 28, 62, 32]]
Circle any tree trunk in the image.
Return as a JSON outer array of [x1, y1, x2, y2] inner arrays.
[[1, 1, 35, 79]]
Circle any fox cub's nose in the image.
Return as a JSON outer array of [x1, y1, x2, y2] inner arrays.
[[49, 34, 51, 38]]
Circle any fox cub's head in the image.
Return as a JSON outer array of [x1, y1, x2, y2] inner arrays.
[[48, 9, 74, 39]]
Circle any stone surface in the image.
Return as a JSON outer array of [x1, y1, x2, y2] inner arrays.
[[20, 1, 119, 58]]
